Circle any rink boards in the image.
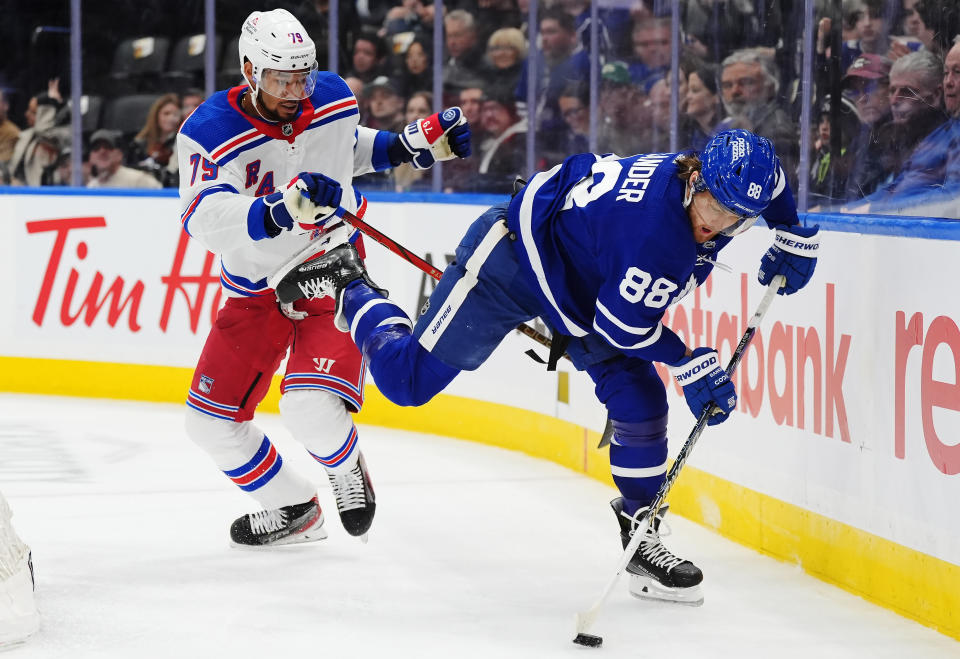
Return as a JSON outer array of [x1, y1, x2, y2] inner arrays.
[[0, 188, 958, 640]]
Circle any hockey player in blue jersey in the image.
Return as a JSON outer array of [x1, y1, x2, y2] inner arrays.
[[177, 8, 470, 548], [274, 130, 819, 603]]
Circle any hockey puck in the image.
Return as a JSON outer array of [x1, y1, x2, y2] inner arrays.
[[572, 633, 603, 648]]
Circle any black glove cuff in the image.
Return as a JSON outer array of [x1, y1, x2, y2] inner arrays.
[[263, 212, 283, 238], [262, 194, 284, 238], [387, 132, 413, 167]]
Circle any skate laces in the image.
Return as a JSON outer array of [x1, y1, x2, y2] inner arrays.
[[329, 464, 368, 512], [297, 276, 335, 300], [623, 508, 685, 573], [248, 508, 288, 535]]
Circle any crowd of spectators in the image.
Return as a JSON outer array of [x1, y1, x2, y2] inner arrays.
[[0, 80, 203, 189], [4, 0, 960, 211]]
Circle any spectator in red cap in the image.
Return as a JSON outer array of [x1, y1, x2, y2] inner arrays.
[[843, 53, 892, 127]]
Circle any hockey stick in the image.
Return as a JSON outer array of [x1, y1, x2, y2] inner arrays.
[[330, 207, 566, 358], [572, 274, 786, 648]]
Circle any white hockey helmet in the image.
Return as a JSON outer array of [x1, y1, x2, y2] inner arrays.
[[238, 9, 318, 100]]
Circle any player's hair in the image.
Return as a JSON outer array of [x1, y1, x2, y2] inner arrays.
[[674, 153, 703, 182]]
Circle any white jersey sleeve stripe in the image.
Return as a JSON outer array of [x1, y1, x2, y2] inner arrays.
[[595, 299, 653, 335], [592, 318, 664, 350], [418, 220, 510, 352], [517, 165, 589, 337], [772, 165, 786, 198], [610, 462, 668, 478]]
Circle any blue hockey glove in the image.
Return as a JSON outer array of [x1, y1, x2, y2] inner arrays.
[[393, 107, 471, 170], [668, 348, 737, 426], [758, 224, 820, 295], [258, 190, 296, 239]]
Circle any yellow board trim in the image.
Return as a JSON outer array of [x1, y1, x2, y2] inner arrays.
[[2, 355, 958, 640]]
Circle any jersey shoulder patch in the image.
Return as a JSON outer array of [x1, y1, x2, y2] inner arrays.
[[179, 88, 253, 154]]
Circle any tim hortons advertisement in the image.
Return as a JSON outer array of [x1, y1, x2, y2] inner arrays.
[[2, 192, 958, 563]]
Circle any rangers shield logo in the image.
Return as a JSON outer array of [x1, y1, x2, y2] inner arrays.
[[199, 375, 215, 394]]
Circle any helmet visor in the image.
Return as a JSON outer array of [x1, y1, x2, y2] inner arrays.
[[258, 64, 318, 100], [692, 172, 759, 236], [719, 214, 759, 237]]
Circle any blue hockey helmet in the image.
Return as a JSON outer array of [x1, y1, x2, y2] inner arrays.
[[696, 129, 778, 235]]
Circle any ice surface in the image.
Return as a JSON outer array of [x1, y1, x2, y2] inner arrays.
[[0, 394, 956, 658]]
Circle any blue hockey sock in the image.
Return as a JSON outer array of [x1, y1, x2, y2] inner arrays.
[[608, 416, 669, 516]]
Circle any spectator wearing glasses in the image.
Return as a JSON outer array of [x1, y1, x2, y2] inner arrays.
[[857, 39, 960, 207], [843, 53, 892, 127], [547, 82, 590, 166], [847, 50, 945, 199]]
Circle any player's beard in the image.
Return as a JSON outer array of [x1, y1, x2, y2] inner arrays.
[[250, 91, 298, 123]]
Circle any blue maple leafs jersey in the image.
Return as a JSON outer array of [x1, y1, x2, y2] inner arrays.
[[506, 151, 798, 366]]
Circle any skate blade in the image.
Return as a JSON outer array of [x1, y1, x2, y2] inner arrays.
[[230, 520, 329, 550], [628, 576, 704, 607]]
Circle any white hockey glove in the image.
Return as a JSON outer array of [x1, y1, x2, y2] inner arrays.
[[260, 172, 343, 239], [395, 107, 472, 170]]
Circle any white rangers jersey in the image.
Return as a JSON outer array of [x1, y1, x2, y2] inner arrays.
[[177, 73, 393, 298]]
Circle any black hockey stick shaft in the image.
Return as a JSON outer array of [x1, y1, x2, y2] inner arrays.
[[574, 274, 786, 640], [335, 207, 564, 357]]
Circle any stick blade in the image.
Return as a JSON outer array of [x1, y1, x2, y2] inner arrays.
[[573, 633, 603, 648]]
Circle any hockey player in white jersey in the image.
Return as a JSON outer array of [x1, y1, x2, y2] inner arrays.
[[177, 8, 471, 546]]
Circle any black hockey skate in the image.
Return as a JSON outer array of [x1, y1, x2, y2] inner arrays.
[[328, 452, 376, 539], [611, 497, 704, 606], [230, 496, 328, 547], [274, 243, 387, 330]]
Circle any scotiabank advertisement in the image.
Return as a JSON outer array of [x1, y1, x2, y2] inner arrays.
[[2, 191, 959, 568]]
